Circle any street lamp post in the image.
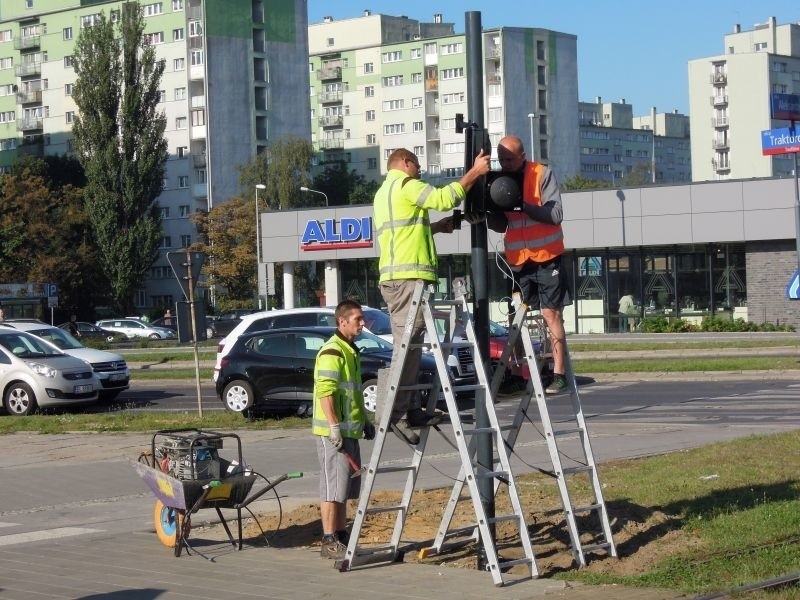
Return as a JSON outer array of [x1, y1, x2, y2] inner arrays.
[[255, 183, 266, 310], [527, 112, 536, 162], [300, 186, 329, 206]]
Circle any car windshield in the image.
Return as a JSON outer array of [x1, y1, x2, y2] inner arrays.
[[362, 308, 392, 336], [489, 320, 508, 336], [30, 327, 84, 350], [0, 332, 64, 358], [354, 329, 393, 354]]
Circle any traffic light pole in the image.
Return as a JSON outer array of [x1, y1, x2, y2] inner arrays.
[[184, 250, 203, 418]]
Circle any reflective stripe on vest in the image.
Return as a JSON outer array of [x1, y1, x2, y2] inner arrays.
[[312, 335, 365, 439], [504, 162, 565, 265]]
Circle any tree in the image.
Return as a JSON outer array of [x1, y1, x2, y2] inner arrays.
[[238, 138, 314, 210], [191, 197, 256, 308], [312, 160, 379, 205], [622, 162, 654, 187], [71, 3, 167, 314], [561, 174, 613, 191]]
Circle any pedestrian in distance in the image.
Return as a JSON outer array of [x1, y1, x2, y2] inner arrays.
[[163, 308, 173, 328], [617, 291, 635, 332], [373, 147, 491, 445], [311, 299, 375, 559], [487, 135, 572, 395]]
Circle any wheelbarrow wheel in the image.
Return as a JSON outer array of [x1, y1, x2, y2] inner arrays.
[[154, 499, 185, 548]]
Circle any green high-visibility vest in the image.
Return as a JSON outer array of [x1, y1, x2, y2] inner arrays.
[[374, 169, 464, 283], [312, 332, 365, 439]]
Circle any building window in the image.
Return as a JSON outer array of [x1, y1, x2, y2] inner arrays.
[[64, 83, 73, 96], [190, 50, 203, 66], [384, 123, 405, 135], [65, 111, 75, 124], [440, 42, 463, 55], [174, 58, 185, 71], [327, 37, 334, 47], [63, 27, 73, 40], [383, 99, 404, 111], [412, 121, 423, 132], [64, 56, 74, 68], [174, 87, 186, 100], [177, 146, 188, 157], [443, 142, 465, 153], [160, 207, 170, 218], [157, 90, 166, 103], [488, 107, 503, 122], [365, 110, 375, 121], [160, 236, 172, 248], [172, 0, 183, 10], [440, 67, 464, 80], [411, 72, 422, 83], [178, 176, 188, 188], [189, 20, 203, 36], [144, 32, 165, 45], [191, 109, 205, 126], [382, 50, 402, 63], [441, 92, 465, 104], [364, 85, 374, 97], [81, 14, 101, 28], [0, 30, 12, 42], [414, 145, 424, 156], [367, 157, 377, 169], [181, 234, 191, 247], [176, 116, 187, 129], [143, 2, 163, 17], [755, 42, 768, 51], [382, 75, 403, 87], [364, 62, 373, 74], [412, 97, 423, 107], [179, 204, 190, 217], [366, 134, 376, 145], [173, 28, 184, 41], [410, 48, 421, 59]]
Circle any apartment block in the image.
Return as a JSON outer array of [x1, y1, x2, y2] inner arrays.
[[688, 16, 800, 181], [0, 0, 310, 310], [307, 11, 579, 186], [577, 97, 690, 185]]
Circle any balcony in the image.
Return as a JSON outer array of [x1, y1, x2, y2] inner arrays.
[[320, 89, 344, 103], [190, 95, 205, 108], [17, 139, 44, 157], [16, 90, 42, 105], [189, 36, 203, 50], [425, 79, 438, 92], [319, 138, 344, 150], [711, 117, 729, 128], [485, 46, 501, 58], [17, 118, 43, 131], [192, 182, 208, 198], [318, 115, 343, 128], [712, 138, 729, 150], [15, 62, 42, 77], [710, 72, 727, 85], [192, 154, 207, 168], [486, 74, 502, 85], [711, 94, 728, 106], [711, 158, 730, 172], [317, 66, 342, 81], [425, 104, 439, 116], [14, 35, 41, 50]]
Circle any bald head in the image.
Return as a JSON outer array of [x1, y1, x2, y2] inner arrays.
[[497, 135, 526, 173]]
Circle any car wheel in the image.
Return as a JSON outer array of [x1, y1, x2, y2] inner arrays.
[[3, 382, 37, 416], [362, 378, 378, 413], [148, 333, 161, 340], [222, 380, 254, 412], [106, 335, 116, 343]]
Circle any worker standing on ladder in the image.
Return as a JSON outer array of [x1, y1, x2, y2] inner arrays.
[[312, 300, 376, 559], [374, 147, 491, 444], [487, 135, 572, 395]]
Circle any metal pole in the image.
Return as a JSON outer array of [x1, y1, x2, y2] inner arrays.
[[527, 113, 536, 162], [794, 151, 800, 277], [186, 249, 203, 418], [466, 10, 494, 567], [256, 184, 265, 310]]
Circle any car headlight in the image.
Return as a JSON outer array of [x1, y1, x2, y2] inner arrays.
[[27, 362, 58, 378]]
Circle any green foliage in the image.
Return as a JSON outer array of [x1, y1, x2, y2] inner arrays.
[[312, 160, 380, 205], [71, 3, 168, 314], [560, 174, 613, 191], [639, 316, 794, 333], [238, 138, 314, 210]]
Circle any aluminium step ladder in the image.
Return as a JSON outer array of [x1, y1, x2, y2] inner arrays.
[[337, 280, 537, 586], [426, 294, 617, 567]]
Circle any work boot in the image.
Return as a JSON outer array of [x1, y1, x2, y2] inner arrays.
[[320, 534, 346, 559], [336, 529, 350, 546], [406, 408, 443, 427], [545, 374, 568, 395], [391, 419, 420, 445]]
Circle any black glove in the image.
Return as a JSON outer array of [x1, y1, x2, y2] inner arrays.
[[363, 421, 375, 440]]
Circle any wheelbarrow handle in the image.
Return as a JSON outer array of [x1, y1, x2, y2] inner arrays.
[[234, 472, 303, 509]]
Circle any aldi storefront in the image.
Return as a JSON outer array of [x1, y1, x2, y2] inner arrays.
[[261, 177, 799, 332]]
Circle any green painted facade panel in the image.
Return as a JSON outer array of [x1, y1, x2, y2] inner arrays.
[[264, 0, 295, 43], [205, 0, 249, 38]]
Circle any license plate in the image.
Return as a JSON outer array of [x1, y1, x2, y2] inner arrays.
[[74, 384, 93, 393], [109, 373, 126, 382]]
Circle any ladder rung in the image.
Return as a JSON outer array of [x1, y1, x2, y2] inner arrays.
[[350, 543, 396, 557], [497, 557, 534, 569], [552, 427, 584, 436], [476, 470, 508, 480], [462, 426, 499, 435], [375, 465, 416, 474], [439, 341, 473, 349], [397, 383, 433, 391], [562, 465, 594, 475], [581, 541, 612, 553], [453, 384, 485, 393], [364, 504, 405, 515], [488, 514, 520, 525], [573, 503, 602, 514]]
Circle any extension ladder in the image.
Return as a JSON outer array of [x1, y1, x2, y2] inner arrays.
[[337, 280, 536, 586], [436, 293, 618, 566]]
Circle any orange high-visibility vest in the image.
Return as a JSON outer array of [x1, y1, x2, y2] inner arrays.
[[504, 162, 564, 266]]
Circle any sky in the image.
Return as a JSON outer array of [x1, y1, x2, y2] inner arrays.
[[308, 1, 799, 117]]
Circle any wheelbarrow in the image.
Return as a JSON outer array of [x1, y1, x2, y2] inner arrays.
[[132, 428, 302, 559]]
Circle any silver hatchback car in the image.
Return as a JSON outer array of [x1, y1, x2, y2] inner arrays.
[[0, 329, 99, 416]]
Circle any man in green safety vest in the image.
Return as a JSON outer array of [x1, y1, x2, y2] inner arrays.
[[374, 147, 490, 445], [312, 300, 375, 559]]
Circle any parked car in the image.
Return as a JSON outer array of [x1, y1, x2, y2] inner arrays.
[[95, 318, 176, 340], [5, 322, 129, 401], [149, 317, 178, 331], [212, 306, 393, 379], [214, 326, 437, 415], [57, 321, 124, 342], [208, 309, 259, 338], [0, 329, 99, 416]]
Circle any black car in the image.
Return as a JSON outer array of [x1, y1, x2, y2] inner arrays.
[[214, 326, 438, 416], [57, 321, 124, 342], [209, 309, 257, 338]]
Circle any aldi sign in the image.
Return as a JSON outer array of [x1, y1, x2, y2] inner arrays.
[[761, 127, 800, 155], [301, 216, 373, 251]]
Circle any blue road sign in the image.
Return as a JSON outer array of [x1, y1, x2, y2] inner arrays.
[[786, 271, 800, 300], [771, 93, 800, 121], [761, 127, 800, 155]]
